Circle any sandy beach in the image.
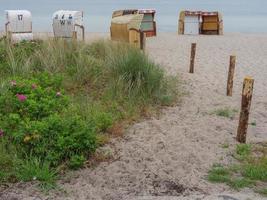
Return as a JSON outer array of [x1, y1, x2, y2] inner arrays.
[[1, 32, 267, 200]]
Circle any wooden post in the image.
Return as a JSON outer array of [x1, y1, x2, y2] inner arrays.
[[140, 31, 146, 50], [237, 77, 254, 143], [189, 43, 196, 73], [72, 31, 77, 40], [226, 55, 236, 96], [129, 29, 140, 49], [129, 29, 146, 50]]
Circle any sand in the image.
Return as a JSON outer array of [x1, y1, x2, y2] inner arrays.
[[1, 32, 267, 200]]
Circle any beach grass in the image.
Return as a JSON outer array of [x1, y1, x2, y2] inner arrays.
[[208, 143, 267, 195], [0, 39, 179, 189], [213, 107, 238, 119]]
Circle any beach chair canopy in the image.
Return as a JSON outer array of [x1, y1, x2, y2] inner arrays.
[[110, 14, 144, 42], [138, 9, 156, 14], [112, 9, 156, 37], [52, 10, 84, 40], [112, 9, 155, 18], [5, 10, 33, 43], [111, 14, 144, 31], [112, 9, 137, 18], [110, 14, 146, 49]]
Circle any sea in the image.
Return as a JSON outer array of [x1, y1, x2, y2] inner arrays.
[[0, 0, 267, 33]]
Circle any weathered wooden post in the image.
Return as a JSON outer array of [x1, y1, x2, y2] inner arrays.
[[129, 29, 146, 50], [189, 43, 196, 73], [237, 77, 254, 143], [72, 31, 77, 40], [140, 31, 146, 51], [226, 55, 236, 96]]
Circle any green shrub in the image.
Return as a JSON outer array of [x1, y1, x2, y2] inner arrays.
[[92, 112, 113, 132], [69, 155, 86, 170], [0, 40, 178, 189], [0, 142, 18, 183], [0, 74, 98, 183]]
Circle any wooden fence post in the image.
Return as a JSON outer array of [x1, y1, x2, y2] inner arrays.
[[227, 55, 236, 96], [72, 31, 77, 40], [129, 29, 146, 50], [237, 77, 254, 143], [140, 31, 146, 50], [189, 43, 196, 73]]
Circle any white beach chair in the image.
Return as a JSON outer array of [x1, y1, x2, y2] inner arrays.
[[52, 10, 85, 41], [5, 10, 33, 43]]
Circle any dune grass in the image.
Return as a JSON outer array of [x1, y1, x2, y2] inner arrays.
[[208, 143, 267, 196], [213, 107, 238, 119], [0, 39, 178, 189]]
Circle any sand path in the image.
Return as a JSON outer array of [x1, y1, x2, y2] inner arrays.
[[1, 33, 267, 200]]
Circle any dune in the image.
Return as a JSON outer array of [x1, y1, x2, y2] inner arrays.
[[1, 32, 267, 200]]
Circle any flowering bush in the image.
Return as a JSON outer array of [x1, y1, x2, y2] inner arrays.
[[0, 73, 97, 168], [0, 40, 178, 188]]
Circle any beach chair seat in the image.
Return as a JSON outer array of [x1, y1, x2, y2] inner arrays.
[[202, 15, 219, 31], [11, 33, 33, 43]]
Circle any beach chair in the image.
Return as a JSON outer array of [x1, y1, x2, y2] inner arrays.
[[110, 14, 146, 50], [5, 10, 33, 43], [178, 11, 223, 35], [52, 10, 85, 41], [112, 9, 156, 37]]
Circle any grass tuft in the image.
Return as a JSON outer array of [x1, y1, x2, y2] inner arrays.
[[250, 121, 257, 126], [16, 158, 57, 190], [234, 144, 252, 161], [213, 107, 238, 119], [228, 178, 254, 190], [221, 143, 230, 149], [258, 188, 267, 197], [208, 143, 267, 195], [208, 164, 230, 183]]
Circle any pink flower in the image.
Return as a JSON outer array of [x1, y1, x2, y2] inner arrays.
[[56, 92, 61, 97], [32, 84, 37, 90], [0, 129, 4, 137], [11, 80, 16, 86], [16, 94, 27, 102]]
